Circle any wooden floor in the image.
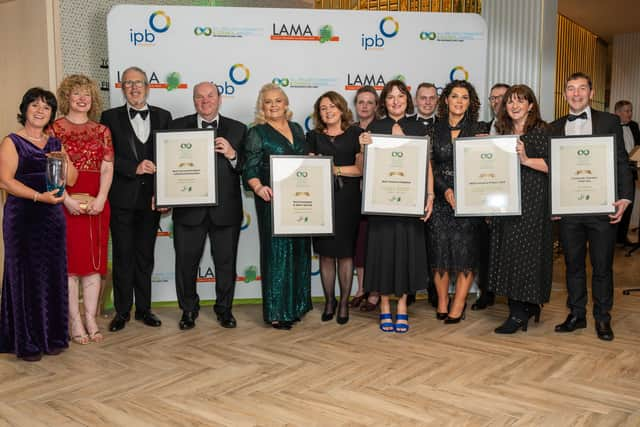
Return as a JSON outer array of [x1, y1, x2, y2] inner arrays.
[[1, 247, 640, 426]]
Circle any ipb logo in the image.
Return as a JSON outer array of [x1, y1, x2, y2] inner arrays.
[[129, 10, 171, 46], [216, 64, 250, 96], [449, 66, 469, 81], [361, 16, 399, 50]]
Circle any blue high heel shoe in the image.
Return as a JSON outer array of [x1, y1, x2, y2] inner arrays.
[[395, 314, 409, 333], [379, 313, 394, 332]]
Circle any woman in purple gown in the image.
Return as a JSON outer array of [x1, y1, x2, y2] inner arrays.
[[0, 88, 76, 361]]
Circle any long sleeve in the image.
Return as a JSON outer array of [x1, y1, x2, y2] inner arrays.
[[242, 125, 264, 191]]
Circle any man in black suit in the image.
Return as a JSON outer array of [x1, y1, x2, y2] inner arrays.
[[169, 82, 246, 330], [409, 82, 439, 128], [614, 100, 640, 245], [101, 66, 172, 332], [551, 72, 633, 341]]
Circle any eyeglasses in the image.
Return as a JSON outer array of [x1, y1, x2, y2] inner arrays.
[[122, 80, 145, 88], [489, 95, 504, 102]]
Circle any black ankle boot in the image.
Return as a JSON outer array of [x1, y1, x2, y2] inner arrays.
[[494, 315, 528, 334]]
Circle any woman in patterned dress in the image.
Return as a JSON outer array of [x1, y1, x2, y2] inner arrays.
[[488, 85, 552, 334], [52, 75, 113, 344]]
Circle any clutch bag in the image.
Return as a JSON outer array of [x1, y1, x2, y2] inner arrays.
[[70, 193, 95, 210]]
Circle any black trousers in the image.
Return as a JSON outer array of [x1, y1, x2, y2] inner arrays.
[[173, 219, 240, 314], [559, 217, 616, 322], [110, 206, 161, 314], [617, 186, 635, 243]]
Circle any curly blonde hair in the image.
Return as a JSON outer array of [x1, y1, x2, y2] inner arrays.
[[57, 74, 102, 122], [253, 83, 293, 125]]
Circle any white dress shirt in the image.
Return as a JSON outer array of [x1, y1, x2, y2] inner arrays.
[[127, 103, 151, 143], [564, 107, 593, 136]]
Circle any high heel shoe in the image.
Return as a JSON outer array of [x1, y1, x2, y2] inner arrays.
[[336, 304, 349, 325], [69, 315, 89, 345], [379, 313, 394, 332], [348, 293, 366, 309], [321, 298, 337, 322], [527, 304, 541, 323], [494, 315, 528, 334], [395, 314, 409, 333], [444, 303, 467, 324], [436, 299, 451, 320]]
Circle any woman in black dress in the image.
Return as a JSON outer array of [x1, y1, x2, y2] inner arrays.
[[489, 84, 552, 333], [427, 80, 485, 324], [307, 91, 363, 324], [359, 80, 433, 333], [351, 86, 379, 312]]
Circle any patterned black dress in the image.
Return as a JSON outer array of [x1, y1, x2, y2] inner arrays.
[[363, 117, 429, 296], [427, 119, 486, 274], [488, 126, 553, 304]]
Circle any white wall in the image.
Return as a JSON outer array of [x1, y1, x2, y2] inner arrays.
[[482, 0, 558, 122], [610, 32, 640, 119]]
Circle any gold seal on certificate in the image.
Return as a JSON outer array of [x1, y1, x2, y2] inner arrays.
[[270, 155, 334, 236], [362, 134, 429, 216], [154, 129, 217, 208], [550, 135, 616, 215], [454, 135, 521, 216]]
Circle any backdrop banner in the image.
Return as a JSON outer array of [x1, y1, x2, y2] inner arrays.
[[107, 5, 487, 302]]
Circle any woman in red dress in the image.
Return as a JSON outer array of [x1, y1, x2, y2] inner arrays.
[[51, 75, 113, 344]]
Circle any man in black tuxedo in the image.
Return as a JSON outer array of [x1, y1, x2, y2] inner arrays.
[[614, 100, 640, 245], [101, 66, 172, 332], [551, 72, 633, 341], [169, 82, 246, 330], [409, 82, 438, 128]]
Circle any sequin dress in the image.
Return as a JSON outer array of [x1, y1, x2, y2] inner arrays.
[[243, 122, 313, 322], [50, 118, 113, 276], [488, 126, 553, 304], [0, 134, 68, 358]]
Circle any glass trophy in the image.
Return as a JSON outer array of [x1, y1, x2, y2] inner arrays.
[[45, 152, 67, 197]]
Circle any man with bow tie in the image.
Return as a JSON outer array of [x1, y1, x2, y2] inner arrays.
[[614, 100, 640, 246], [551, 72, 633, 341], [169, 81, 247, 330], [101, 66, 173, 332], [409, 82, 438, 128]]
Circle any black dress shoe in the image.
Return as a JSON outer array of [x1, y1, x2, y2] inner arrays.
[[471, 292, 495, 311], [216, 312, 237, 329], [494, 316, 528, 334], [109, 313, 130, 332], [179, 311, 198, 330], [271, 321, 292, 330], [554, 313, 587, 333], [135, 310, 162, 327], [595, 320, 614, 341]]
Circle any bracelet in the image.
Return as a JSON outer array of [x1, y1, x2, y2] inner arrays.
[[33, 192, 39, 203], [336, 166, 342, 176]]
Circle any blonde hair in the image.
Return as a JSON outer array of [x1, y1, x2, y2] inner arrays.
[[57, 74, 102, 122], [253, 83, 293, 125]]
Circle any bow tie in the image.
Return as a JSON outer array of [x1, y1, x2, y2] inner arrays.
[[129, 108, 149, 120], [568, 111, 588, 122], [423, 117, 435, 126], [202, 120, 217, 129], [622, 122, 630, 127]]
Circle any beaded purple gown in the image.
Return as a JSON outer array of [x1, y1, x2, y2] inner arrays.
[[0, 134, 68, 359]]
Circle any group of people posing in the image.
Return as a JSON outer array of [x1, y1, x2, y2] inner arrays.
[[0, 67, 633, 361]]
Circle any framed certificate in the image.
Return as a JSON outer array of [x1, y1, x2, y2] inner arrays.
[[454, 135, 521, 216], [154, 129, 217, 208], [270, 155, 335, 236], [550, 135, 617, 216], [362, 134, 429, 216]]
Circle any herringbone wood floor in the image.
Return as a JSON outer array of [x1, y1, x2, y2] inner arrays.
[[1, 248, 639, 426]]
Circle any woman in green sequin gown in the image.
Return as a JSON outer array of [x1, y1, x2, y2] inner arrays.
[[244, 83, 312, 329]]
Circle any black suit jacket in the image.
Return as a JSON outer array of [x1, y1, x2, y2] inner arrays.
[[101, 105, 172, 209], [169, 114, 247, 226], [550, 108, 633, 202]]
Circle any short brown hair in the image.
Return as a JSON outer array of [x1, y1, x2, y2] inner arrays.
[[57, 74, 102, 122], [566, 72, 592, 89], [614, 100, 632, 111], [378, 79, 414, 117]]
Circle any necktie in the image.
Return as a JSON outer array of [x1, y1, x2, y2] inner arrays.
[[129, 108, 149, 120], [202, 120, 217, 129], [567, 111, 587, 122]]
